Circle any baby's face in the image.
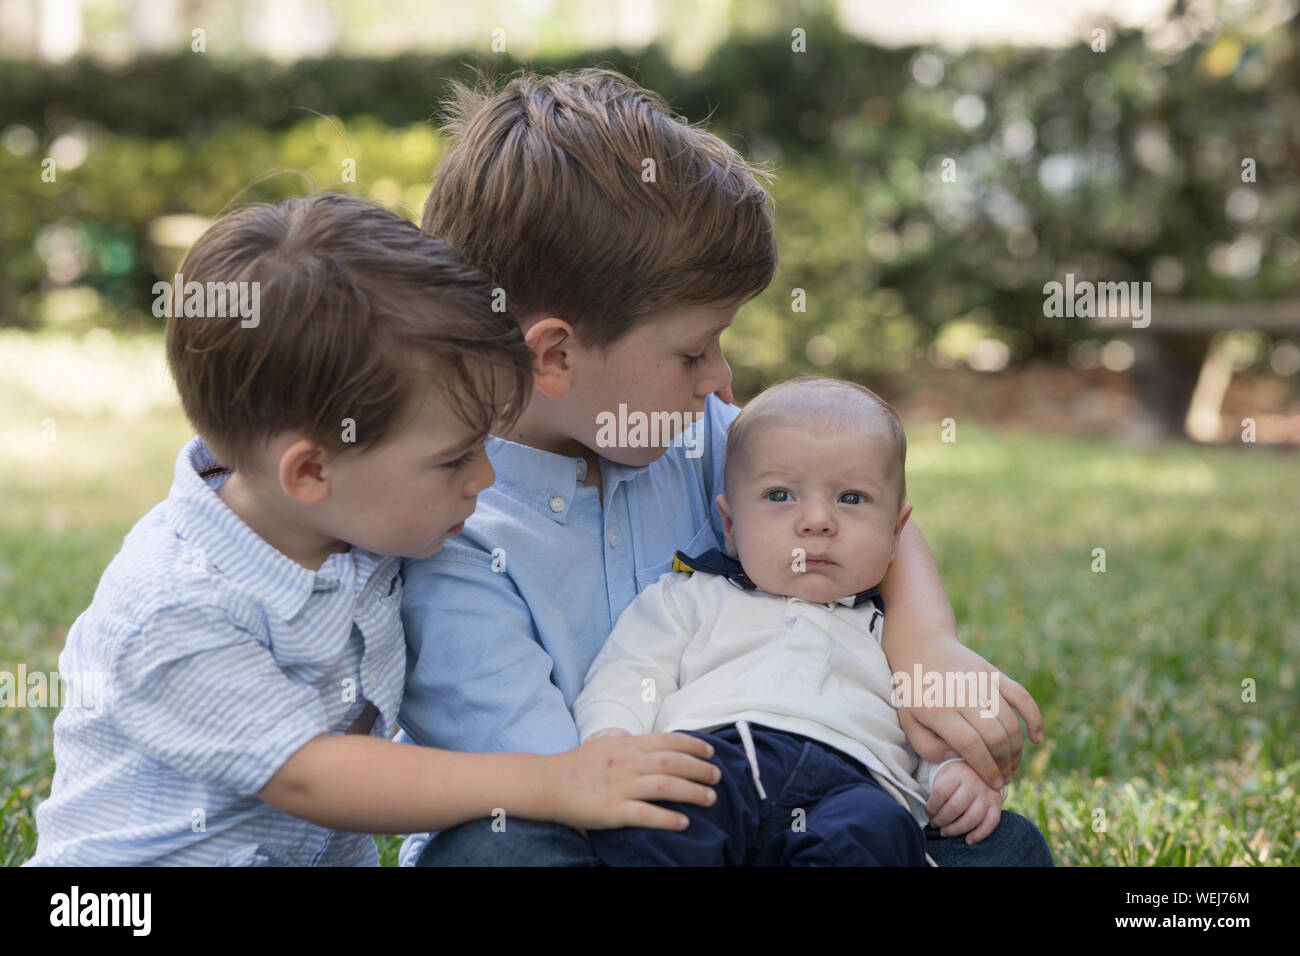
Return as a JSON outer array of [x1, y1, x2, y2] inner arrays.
[[717, 421, 910, 604]]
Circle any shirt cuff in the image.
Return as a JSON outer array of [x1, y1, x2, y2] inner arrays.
[[574, 700, 647, 741]]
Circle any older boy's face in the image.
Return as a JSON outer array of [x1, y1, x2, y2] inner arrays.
[[716, 422, 909, 604], [569, 301, 737, 466]]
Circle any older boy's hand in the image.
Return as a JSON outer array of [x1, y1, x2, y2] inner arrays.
[[925, 760, 1002, 844], [545, 733, 720, 832], [895, 637, 1044, 790]]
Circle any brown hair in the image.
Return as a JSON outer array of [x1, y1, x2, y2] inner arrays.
[[724, 377, 908, 512], [165, 191, 533, 474], [422, 68, 777, 349]]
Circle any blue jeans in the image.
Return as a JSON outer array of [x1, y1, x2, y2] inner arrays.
[[417, 728, 1054, 867]]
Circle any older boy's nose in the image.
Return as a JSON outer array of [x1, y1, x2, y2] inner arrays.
[[695, 351, 732, 398]]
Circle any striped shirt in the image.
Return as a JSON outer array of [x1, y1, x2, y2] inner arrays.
[[24, 436, 405, 866]]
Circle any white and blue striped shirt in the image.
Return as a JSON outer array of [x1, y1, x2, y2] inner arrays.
[[25, 436, 405, 866]]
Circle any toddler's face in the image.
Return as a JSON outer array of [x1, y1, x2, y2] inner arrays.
[[318, 385, 496, 559], [716, 421, 910, 604]]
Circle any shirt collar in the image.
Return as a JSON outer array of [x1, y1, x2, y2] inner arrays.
[[483, 435, 644, 522], [672, 547, 884, 610], [163, 437, 386, 620]]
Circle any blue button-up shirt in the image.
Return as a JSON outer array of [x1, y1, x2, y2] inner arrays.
[[25, 436, 405, 866], [396, 394, 740, 865]]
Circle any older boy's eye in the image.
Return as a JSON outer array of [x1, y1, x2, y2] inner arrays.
[[683, 351, 707, 368]]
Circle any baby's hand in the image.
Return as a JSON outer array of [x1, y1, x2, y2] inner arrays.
[[925, 760, 1002, 844], [545, 733, 719, 832]]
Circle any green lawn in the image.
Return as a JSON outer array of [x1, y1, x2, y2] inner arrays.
[[2, 334, 1296, 866]]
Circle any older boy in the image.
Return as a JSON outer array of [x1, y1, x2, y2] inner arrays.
[[577, 378, 1004, 865], [24, 193, 720, 866], [400, 69, 1049, 866]]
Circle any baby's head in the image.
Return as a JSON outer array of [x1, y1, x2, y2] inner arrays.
[[715, 377, 912, 605]]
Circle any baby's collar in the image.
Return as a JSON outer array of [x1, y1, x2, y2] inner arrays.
[[671, 547, 884, 610]]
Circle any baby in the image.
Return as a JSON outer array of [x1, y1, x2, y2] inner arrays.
[[574, 376, 1004, 866]]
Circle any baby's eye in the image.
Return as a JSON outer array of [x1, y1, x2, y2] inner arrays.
[[766, 489, 791, 503], [840, 492, 865, 505]]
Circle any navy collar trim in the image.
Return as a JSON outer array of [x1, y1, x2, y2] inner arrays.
[[671, 547, 884, 610]]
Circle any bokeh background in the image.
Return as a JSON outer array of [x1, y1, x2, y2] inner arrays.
[[2, 0, 1297, 866]]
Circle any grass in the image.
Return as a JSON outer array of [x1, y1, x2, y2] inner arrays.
[[2, 330, 1297, 866]]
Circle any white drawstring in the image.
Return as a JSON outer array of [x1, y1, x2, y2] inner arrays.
[[734, 719, 768, 800]]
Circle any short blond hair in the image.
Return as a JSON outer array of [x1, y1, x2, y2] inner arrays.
[[724, 376, 907, 511], [422, 68, 777, 350]]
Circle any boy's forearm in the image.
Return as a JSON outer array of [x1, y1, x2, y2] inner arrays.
[[259, 733, 556, 834], [878, 518, 959, 663]]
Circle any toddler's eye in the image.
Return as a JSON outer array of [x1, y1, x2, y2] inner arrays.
[[766, 489, 791, 503], [443, 447, 480, 470]]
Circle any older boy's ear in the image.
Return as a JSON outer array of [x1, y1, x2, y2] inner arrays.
[[278, 439, 330, 505], [523, 318, 576, 399]]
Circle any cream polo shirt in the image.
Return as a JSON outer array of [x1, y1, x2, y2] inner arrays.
[[573, 567, 965, 832]]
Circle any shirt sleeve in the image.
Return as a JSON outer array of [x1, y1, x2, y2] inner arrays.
[[573, 573, 693, 740], [915, 756, 1009, 804], [110, 604, 330, 797], [399, 550, 580, 758]]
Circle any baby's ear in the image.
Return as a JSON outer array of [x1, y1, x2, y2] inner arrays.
[[715, 494, 737, 554], [893, 501, 913, 545]]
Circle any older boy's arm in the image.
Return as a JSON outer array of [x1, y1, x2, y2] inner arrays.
[[879, 519, 1044, 789]]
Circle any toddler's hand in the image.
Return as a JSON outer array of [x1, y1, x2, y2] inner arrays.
[[925, 759, 1002, 844], [545, 732, 719, 832]]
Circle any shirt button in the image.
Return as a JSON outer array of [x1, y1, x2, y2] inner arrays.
[[607, 530, 617, 547], [549, 495, 565, 512]]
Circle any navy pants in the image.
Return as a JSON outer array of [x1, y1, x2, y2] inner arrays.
[[586, 723, 929, 866]]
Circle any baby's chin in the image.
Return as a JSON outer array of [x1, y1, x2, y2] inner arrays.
[[750, 568, 870, 604]]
